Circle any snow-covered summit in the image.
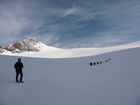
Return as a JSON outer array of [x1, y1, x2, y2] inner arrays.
[[0, 37, 48, 53], [14, 37, 44, 52]]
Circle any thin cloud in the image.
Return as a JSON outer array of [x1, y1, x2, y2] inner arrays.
[[56, 31, 133, 48], [40, 33, 60, 45], [28, 32, 60, 46], [0, 0, 140, 48]]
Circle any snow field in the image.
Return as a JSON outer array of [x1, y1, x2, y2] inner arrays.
[[0, 47, 140, 105]]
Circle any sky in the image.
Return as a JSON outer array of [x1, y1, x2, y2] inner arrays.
[[0, 0, 140, 48]]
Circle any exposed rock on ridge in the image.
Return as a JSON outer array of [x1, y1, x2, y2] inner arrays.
[[0, 37, 42, 53]]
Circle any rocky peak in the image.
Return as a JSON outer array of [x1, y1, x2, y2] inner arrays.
[[0, 46, 4, 53], [21, 37, 39, 44], [2, 37, 43, 53]]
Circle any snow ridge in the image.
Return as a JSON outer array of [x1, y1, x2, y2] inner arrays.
[[0, 37, 140, 58]]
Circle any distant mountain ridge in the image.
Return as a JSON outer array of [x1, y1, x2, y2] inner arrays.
[[0, 37, 140, 58]]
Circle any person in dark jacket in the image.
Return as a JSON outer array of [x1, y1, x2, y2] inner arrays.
[[14, 58, 24, 83]]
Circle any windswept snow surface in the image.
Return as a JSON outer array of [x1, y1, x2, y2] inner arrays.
[[0, 47, 140, 105], [1, 41, 140, 58]]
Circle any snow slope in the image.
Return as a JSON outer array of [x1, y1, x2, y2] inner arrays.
[[0, 47, 140, 105], [1, 38, 140, 58]]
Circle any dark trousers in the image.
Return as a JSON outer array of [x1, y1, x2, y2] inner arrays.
[[16, 69, 23, 82]]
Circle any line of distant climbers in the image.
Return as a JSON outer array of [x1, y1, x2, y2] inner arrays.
[[90, 58, 111, 66]]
